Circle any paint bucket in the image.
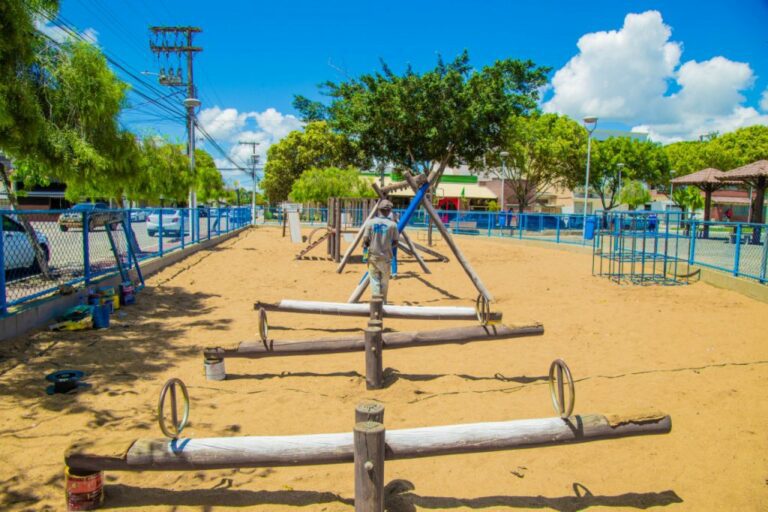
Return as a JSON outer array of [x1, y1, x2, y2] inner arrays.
[[92, 304, 110, 329], [204, 357, 226, 381], [119, 282, 135, 305], [111, 294, 120, 311], [65, 467, 103, 511]]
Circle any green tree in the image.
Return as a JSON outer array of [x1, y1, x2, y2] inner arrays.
[[194, 149, 226, 204], [128, 138, 191, 203], [477, 113, 583, 212], [261, 121, 366, 203], [289, 167, 375, 204], [564, 136, 669, 210], [321, 52, 549, 178], [619, 180, 652, 210]]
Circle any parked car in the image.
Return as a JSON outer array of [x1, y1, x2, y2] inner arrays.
[[129, 209, 148, 222], [2, 214, 50, 274], [197, 205, 209, 217], [146, 209, 189, 237], [58, 203, 123, 232]]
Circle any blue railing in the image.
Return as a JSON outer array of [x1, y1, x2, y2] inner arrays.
[[1, 205, 252, 314], [256, 206, 768, 285]]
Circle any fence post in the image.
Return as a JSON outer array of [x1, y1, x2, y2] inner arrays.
[[733, 223, 742, 276], [688, 220, 697, 265], [159, 210, 164, 256], [519, 213, 524, 239], [125, 209, 133, 270], [760, 227, 768, 283], [354, 418, 385, 512], [207, 209, 211, 241], [83, 211, 91, 285], [180, 212, 185, 250], [0, 215, 6, 315], [226, 208, 230, 233], [556, 216, 561, 243], [487, 212, 492, 237]]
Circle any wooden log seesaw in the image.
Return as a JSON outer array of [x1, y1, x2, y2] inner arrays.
[[63, 361, 672, 511], [205, 295, 542, 386]]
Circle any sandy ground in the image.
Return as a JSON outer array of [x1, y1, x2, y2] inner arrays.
[[1, 225, 767, 511]]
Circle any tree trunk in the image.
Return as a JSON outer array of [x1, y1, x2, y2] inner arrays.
[[0, 163, 53, 279]]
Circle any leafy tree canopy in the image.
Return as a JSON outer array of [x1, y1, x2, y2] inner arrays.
[[319, 51, 550, 175], [619, 180, 652, 210], [261, 121, 367, 203], [289, 167, 375, 204]]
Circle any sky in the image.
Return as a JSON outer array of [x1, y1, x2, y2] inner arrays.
[[42, 0, 768, 187]]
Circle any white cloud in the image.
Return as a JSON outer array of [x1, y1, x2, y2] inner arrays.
[[197, 107, 304, 186], [760, 89, 768, 112], [35, 17, 98, 44], [543, 10, 768, 141]]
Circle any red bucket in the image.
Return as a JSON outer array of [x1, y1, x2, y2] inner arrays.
[[65, 467, 103, 511]]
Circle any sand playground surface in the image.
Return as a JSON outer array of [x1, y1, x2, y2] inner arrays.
[[1, 226, 767, 511]]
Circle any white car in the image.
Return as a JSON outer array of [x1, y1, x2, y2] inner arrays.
[[146, 209, 189, 237], [129, 210, 148, 222], [2, 214, 50, 274]]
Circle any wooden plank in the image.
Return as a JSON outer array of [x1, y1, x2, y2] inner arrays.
[[400, 230, 431, 274], [253, 299, 502, 321], [206, 323, 543, 360], [65, 413, 671, 472]]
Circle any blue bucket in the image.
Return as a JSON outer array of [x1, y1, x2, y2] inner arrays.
[[92, 304, 110, 329]]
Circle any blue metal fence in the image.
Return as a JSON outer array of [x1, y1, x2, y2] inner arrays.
[[257, 206, 768, 285], [1, 205, 252, 314]]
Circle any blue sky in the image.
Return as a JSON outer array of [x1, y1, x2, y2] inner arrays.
[[42, 0, 768, 186]]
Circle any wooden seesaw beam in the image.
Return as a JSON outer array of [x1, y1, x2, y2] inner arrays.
[[253, 299, 503, 322], [65, 412, 671, 472], [204, 323, 543, 359]]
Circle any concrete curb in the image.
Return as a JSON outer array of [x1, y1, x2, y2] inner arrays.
[[0, 227, 250, 342]]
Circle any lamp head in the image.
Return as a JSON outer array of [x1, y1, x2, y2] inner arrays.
[[499, 151, 509, 158], [583, 116, 598, 125]]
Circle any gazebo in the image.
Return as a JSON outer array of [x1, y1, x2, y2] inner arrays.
[[719, 160, 768, 244], [671, 167, 726, 238]]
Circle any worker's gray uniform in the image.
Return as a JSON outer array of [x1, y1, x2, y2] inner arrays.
[[363, 216, 399, 302]]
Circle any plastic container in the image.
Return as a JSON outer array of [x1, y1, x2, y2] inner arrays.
[[120, 282, 135, 305], [204, 358, 226, 381], [65, 467, 103, 511], [91, 304, 110, 329], [584, 216, 597, 240]]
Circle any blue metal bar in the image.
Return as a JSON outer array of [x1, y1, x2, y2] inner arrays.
[[761, 229, 768, 283], [734, 223, 742, 276], [181, 213, 186, 250], [83, 211, 91, 285], [159, 210, 164, 256], [688, 220, 697, 265], [0, 214, 6, 316]]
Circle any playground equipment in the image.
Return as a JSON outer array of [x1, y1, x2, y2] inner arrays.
[[207, 297, 539, 386], [296, 198, 379, 261], [64, 361, 672, 511], [344, 171, 492, 303], [592, 211, 696, 285]]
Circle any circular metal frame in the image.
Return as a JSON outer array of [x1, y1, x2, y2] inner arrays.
[[475, 294, 492, 326], [258, 307, 269, 349], [548, 359, 575, 418], [157, 378, 190, 439]]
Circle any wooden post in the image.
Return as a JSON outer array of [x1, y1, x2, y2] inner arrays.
[[404, 172, 493, 301], [334, 198, 342, 262], [355, 401, 385, 424], [354, 420, 385, 512], [364, 325, 383, 389], [369, 295, 383, 320]]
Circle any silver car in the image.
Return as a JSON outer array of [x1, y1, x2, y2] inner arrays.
[[2, 214, 50, 273], [146, 209, 189, 237]]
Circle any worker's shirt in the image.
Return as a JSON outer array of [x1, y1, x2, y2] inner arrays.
[[363, 216, 399, 261]]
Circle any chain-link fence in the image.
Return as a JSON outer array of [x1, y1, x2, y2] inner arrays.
[[1, 205, 252, 313]]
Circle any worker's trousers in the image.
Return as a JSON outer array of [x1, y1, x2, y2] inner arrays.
[[368, 256, 392, 303]]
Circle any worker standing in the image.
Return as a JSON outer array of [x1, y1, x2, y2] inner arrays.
[[362, 199, 399, 302]]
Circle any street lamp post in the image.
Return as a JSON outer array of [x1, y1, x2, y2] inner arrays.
[[499, 151, 509, 212], [582, 116, 598, 233]]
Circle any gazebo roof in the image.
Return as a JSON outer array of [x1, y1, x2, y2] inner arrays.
[[721, 160, 768, 180], [671, 168, 725, 185]]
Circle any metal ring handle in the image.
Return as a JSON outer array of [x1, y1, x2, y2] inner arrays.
[[158, 378, 190, 439], [548, 359, 575, 418], [258, 307, 269, 349], [475, 294, 492, 326]]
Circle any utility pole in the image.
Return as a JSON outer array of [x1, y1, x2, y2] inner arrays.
[[149, 26, 202, 241], [238, 141, 260, 226]]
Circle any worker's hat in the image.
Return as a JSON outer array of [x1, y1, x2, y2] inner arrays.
[[379, 199, 394, 211]]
